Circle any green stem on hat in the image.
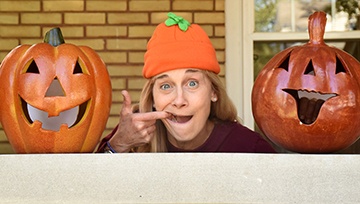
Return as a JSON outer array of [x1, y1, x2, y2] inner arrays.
[[44, 27, 65, 47], [165, 12, 190, 32]]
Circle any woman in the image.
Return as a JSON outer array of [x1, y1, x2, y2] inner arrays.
[[97, 13, 276, 153]]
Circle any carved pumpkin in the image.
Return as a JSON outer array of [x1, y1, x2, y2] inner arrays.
[[0, 28, 112, 153], [252, 11, 360, 153]]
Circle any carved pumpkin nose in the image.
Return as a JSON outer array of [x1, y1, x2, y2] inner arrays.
[[45, 78, 65, 97]]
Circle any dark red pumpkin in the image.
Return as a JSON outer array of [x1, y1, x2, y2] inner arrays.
[[0, 28, 112, 153], [252, 11, 360, 153]]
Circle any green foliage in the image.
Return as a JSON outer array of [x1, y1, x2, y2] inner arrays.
[[336, 0, 358, 16], [323, 0, 359, 18], [255, 0, 277, 32]]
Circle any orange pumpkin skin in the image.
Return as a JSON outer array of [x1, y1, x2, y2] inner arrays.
[[252, 12, 360, 153], [0, 29, 112, 153]]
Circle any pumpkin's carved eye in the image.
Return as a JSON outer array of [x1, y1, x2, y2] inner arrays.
[[73, 58, 89, 75], [335, 55, 347, 74], [73, 59, 83, 74], [26, 60, 40, 74], [278, 53, 290, 71]]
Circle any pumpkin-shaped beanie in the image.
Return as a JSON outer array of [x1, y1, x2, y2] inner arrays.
[[143, 12, 220, 78]]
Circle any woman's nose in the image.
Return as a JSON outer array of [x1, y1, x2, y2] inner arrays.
[[171, 89, 188, 108]]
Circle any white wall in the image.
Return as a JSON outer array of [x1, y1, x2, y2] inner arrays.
[[1, 153, 359, 203]]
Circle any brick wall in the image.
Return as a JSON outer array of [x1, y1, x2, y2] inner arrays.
[[0, 0, 225, 153]]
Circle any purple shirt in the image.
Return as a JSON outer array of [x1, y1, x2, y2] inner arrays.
[[166, 121, 276, 153], [97, 121, 276, 153]]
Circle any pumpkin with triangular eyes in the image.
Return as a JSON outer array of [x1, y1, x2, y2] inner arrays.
[[0, 28, 112, 153], [252, 11, 360, 153]]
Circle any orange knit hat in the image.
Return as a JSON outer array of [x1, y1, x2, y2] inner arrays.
[[143, 12, 220, 78]]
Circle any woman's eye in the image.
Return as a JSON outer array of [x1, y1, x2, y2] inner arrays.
[[160, 83, 171, 90], [188, 80, 198, 87]]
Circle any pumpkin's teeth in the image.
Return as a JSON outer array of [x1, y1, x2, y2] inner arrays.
[[20, 97, 89, 131], [27, 104, 79, 131], [297, 90, 336, 101]]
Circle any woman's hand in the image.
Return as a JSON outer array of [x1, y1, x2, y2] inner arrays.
[[108, 90, 170, 152]]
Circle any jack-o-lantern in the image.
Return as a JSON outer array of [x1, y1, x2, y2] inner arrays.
[[252, 11, 360, 153], [0, 27, 112, 153]]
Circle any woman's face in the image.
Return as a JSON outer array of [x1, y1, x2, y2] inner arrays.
[[152, 68, 217, 150]]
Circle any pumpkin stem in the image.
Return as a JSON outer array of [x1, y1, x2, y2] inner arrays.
[[308, 11, 327, 45], [44, 27, 65, 47]]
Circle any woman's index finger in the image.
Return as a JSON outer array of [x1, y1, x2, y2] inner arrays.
[[120, 90, 133, 115], [134, 111, 171, 121]]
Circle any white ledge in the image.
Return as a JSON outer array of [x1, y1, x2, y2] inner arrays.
[[0, 153, 359, 203]]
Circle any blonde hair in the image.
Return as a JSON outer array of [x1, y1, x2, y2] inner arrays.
[[133, 70, 239, 152]]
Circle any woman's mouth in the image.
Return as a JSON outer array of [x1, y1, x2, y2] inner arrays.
[[167, 113, 193, 123]]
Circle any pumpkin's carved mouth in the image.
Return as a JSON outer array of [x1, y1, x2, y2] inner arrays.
[[283, 89, 337, 125], [20, 97, 89, 131]]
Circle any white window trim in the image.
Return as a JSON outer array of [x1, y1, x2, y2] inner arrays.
[[225, 0, 254, 129]]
